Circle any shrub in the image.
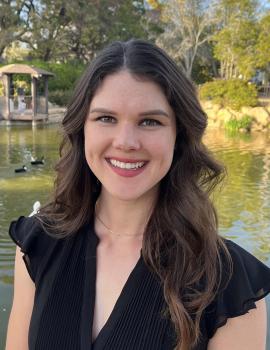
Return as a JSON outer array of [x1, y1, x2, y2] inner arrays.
[[49, 89, 73, 106], [0, 77, 30, 96], [224, 115, 252, 132], [199, 79, 258, 110], [46, 62, 85, 92]]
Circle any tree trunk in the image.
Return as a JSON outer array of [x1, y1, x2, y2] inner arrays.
[[212, 59, 218, 78], [43, 47, 52, 62], [220, 60, 225, 78], [225, 59, 229, 80], [230, 56, 234, 79], [0, 46, 6, 60]]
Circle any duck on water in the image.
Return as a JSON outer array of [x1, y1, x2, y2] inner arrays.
[[31, 156, 44, 165], [14, 165, 27, 173]]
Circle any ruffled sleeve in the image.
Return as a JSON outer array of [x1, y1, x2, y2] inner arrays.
[[205, 239, 270, 339], [9, 215, 52, 283]]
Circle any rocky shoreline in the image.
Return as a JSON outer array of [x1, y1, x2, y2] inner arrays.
[[201, 100, 270, 132]]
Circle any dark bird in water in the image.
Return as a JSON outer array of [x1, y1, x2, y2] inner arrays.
[[59, 6, 65, 16], [15, 165, 27, 173], [31, 156, 45, 165]]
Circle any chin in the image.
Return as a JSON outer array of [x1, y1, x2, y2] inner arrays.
[[104, 184, 159, 203]]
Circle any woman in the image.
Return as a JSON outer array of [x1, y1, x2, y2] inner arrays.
[[6, 39, 270, 350]]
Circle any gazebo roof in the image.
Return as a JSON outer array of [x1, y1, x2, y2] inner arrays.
[[0, 64, 54, 78]]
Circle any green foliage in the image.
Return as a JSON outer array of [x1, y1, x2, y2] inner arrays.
[[45, 62, 85, 105], [13, 80, 31, 95], [199, 80, 227, 105], [11, 60, 85, 104], [256, 12, 270, 69], [213, 19, 259, 79], [199, 79, 258, 110], [0, 80, 4, 95], [224, 80, 257, 110], [213, 0, 261, 80], [18, 0, 148, 62], [224, 115, 252, 132], [191, 57, 215, 84], [156, 0, 218, 77], [48, 62, 85, 92], [0, 0, 34, 57], [4, 42, 31, 62], [49, 89, 73, 106]]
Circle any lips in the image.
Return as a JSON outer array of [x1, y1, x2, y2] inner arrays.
[[106, 157, 147, 168], [108, 159, 145, 170], [105, 157, 148, 177]]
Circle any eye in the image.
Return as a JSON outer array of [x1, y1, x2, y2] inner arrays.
[[96, 116, 116, 123], [140, 119, 162, 127]]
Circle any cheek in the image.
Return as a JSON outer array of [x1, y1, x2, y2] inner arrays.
[[149, 135, 175, 161], [84, 128, 108, 170], [84, 127, 95, 164]]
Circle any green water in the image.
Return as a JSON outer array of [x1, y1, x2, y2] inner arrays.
[[0, 125, 270, 348]]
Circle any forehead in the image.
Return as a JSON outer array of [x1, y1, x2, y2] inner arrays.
[[90, 70, 172, 113]]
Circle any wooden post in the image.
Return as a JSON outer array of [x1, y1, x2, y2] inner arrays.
[[5, 74, 11, 121], [31, 77, 37, 124], [44, 77, 49, 118]]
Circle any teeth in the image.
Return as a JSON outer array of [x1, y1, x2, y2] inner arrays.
[[109, 159, 145, 170]]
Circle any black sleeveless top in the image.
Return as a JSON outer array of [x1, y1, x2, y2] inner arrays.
[[9, 216, 270, 350]]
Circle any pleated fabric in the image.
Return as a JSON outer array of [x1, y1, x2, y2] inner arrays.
[[9, 216, 270, 350]]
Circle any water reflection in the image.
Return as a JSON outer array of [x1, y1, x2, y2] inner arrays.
[[204, 129, 270, 263], [0, 125, 270, 348]]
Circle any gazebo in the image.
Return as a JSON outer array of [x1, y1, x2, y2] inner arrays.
[[0, 64, 54, 124]]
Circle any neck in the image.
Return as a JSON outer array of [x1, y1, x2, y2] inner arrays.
[[95, 190, 157, 239]]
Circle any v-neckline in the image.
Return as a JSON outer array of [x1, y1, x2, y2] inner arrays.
[[80, 225, 144, 350]]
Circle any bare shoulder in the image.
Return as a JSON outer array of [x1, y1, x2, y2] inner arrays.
[[5, 246, 35, 350], [207, 298, 267, 350]]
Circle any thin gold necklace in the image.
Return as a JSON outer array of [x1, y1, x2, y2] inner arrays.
[[95, 214, 144, 237]]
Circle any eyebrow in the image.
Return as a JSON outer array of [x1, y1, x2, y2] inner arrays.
[[89, 108, 170, 118]]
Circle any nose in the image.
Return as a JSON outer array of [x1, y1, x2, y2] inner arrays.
[[112, 122, 141, 151]]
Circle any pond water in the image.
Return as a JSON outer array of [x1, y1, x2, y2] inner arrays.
[[0, 124, 269, 348]]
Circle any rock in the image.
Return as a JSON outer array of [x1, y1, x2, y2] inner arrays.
[[217, 108, 233, 123], [207, 119, 217, 128], [249, 107, 270, 127], [264, 105, 270, 116], [201, 99, 270, 132], [239, 127, 249, 133], [251, 122, 264, 132], [212, 103, 222, 113], [206, 109, 218, 121], [201, 100, 213, 110], [241, 106, 254, 116], [230, 110, 243, 120]]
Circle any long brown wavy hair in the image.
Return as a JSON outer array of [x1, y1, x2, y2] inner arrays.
[[37, 39, 232, 350]]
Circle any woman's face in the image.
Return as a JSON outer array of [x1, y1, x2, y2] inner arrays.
[[84, 70, 177, 202]]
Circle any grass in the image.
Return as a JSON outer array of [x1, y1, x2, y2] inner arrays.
[[224, 115, 252, 132]]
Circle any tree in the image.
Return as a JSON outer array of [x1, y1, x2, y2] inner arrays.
[[256, 11, 270, 70], [3, 41, 30, 61], [155, 0, 219, 77], [20, 0, 148, 62], [0, 0, 34, 60], [191, 42, 219, 83], [64, 0, 148, 62], [213, 0, 260, 80], [21, 0, 72, 61]]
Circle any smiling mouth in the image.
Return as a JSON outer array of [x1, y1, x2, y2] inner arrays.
[[106, 158, 147, 170]]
